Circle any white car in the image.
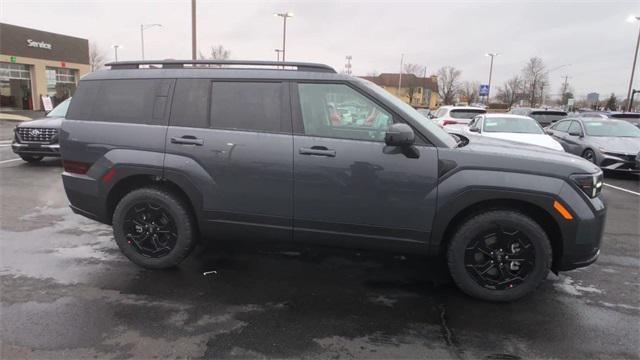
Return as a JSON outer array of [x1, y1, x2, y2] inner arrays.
[[430, 106, 486, 128], [466, 114, 565, 151]]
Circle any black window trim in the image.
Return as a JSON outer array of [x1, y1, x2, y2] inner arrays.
[[291, 80, 432, 146]]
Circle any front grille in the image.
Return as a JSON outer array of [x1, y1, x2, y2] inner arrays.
[[16, 127, 57, 143]]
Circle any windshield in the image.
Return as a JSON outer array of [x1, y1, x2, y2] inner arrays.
[[47, 98, 71, 118], [583, 121, 640, 137], [450, 109, 486, 119], [356, 78, 458, 147], [483, 117, 544, 134], [530, 112, 566, 124]]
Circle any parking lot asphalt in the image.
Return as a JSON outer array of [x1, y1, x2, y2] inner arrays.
[[1, 146, 638, 359]]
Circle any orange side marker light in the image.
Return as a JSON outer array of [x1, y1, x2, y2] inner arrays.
[[553, 200, 573, 220]]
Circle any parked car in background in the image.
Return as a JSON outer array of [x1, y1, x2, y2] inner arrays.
[[546, 118, 640, 172], [11, 97, 70, 162], [416, 108, 432, 119], [576, 111, 640, 128], [509, 108, 567, 127], [466, 114, 564, 151], [430, 105, 486, 127]]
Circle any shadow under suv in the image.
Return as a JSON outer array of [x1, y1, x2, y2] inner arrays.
[[60, 60, 606, 302]]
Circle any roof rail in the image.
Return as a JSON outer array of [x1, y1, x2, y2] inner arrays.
[[105, 60, 336, 73]]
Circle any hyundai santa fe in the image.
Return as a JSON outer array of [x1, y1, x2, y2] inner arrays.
[[60, 60, 606, 302]]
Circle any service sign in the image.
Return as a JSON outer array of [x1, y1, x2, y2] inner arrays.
[[41, 96, 53, 111], [26, 39, 52, 50]]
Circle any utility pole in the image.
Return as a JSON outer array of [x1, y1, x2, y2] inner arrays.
[[275, 12, 294, 62], [626, 16, 640, 111], [191, 0, 197, 60], [561, 75, 571, 103], [275, 49, 282, 61], [398, 53, 404, 93]]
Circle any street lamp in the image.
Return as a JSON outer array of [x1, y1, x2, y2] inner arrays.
[[485, 52, 500, 103], [140, 23, 162, 60], [274, 12, 294, 62], [626, 15, 640, 111], [112, 44, 122, 62]]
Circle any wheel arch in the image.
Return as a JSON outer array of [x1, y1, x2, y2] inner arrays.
[[431, 196, 564, 272]]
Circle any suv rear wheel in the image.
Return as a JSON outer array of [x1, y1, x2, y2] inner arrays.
[[113, 187, 196, 269], [447, 210, 552, 301]]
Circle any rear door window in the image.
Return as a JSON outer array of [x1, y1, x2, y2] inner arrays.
[[210, 82, 289, 133], [170, 79, 210, 128], [92, 79, 174, 125], [450, 109, 486, 119]]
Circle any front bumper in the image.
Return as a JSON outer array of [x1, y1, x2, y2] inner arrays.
[[599, 152, 639, 173], [555, 182, 607, 271], [12, 142, 60, 157]]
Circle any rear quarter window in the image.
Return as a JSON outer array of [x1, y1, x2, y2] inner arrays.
[[67, 79, 174, 125]]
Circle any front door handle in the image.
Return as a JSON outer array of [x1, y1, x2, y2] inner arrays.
[[171, 136, 204, 146], [299, 146, 336, 157]]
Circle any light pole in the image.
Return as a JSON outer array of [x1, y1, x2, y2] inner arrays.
[[112, 44, 122, 62], [626, 15, 640, 111], [191, 0, 197, 60], [140, 24, 162, 60], [485, 53, 500, 103], [274, 12, 294, 62], [398, 53, 404, 92], [275, 49, 283, 61]]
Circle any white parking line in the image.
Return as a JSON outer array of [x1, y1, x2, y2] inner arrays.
[[0, 158, 21, 165], [0, 144, 12, 147], [604, 183, 640, 197]]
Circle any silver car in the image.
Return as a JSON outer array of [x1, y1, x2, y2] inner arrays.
[[547, 118, 640, 173]]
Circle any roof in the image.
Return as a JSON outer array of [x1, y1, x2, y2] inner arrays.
[[359, 73, 438, 92], [481, 114, 533, 120]]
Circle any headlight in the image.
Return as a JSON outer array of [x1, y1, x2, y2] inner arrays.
[[570, 172, 603, 198]]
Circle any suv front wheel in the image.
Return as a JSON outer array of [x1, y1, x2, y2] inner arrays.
[[113, 187, 197, 269], [447, 210, 552, 301]]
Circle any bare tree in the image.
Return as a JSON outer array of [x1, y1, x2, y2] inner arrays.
[[459, 81, 480, 105], [496, 75, 523, 107], [366, 70, 380, 77], [198, 45, 231, 67], [403, 63, 426, 105], [89, 42, 107, 71], [436, 66, 462, 105], [521, 57, 547, 107]]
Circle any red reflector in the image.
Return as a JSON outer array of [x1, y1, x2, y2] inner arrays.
[[101, 168, 116, 184], [442, 120, 458, 126], [63, 160, 91, 174]]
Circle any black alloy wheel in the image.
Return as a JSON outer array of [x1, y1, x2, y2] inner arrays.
[[123, 201, 178, 258], [464, 225, 535, 290]]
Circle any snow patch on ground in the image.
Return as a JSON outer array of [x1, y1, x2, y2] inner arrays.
[[553, 275, 603, 296]]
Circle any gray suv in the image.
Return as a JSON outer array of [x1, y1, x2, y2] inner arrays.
[[60, 60, 606, 301]]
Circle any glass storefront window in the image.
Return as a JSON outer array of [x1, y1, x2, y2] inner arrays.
[[0, 62, 33, 110], [46, 67, 77, 107]]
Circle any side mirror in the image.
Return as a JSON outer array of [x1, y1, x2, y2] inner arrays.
[[469, 127, 480, 133], [569, 131, 582, 137], [385, 123, 415, 147]]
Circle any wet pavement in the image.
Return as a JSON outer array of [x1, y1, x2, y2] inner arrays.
[[1, 151, 639, 359]]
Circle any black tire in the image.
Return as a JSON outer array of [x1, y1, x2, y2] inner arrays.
[[447, 210, 552, 302], [20, 155, 43, 163], [582, 149, 596, 164], [112, 187, 196, 269]]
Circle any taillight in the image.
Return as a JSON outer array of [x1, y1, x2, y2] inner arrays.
[[442, 119, 458, 126], [63, 160, 91, 174]]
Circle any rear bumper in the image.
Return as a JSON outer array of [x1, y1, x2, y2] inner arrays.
[[62, 171, 110, 224], [12, 142, 60, 157]]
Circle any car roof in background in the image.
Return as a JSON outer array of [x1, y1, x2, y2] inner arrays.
[[482, 113, 533, 120]]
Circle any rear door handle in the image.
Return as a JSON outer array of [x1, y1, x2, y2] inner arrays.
[[171, 136, 204, 146], [299, 146, 336, 157]]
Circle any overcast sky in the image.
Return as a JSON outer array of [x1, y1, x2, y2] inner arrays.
[[1, 0, 639, 99]]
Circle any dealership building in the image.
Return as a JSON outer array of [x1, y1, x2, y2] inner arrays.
[[0, 23, 90, 111]]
